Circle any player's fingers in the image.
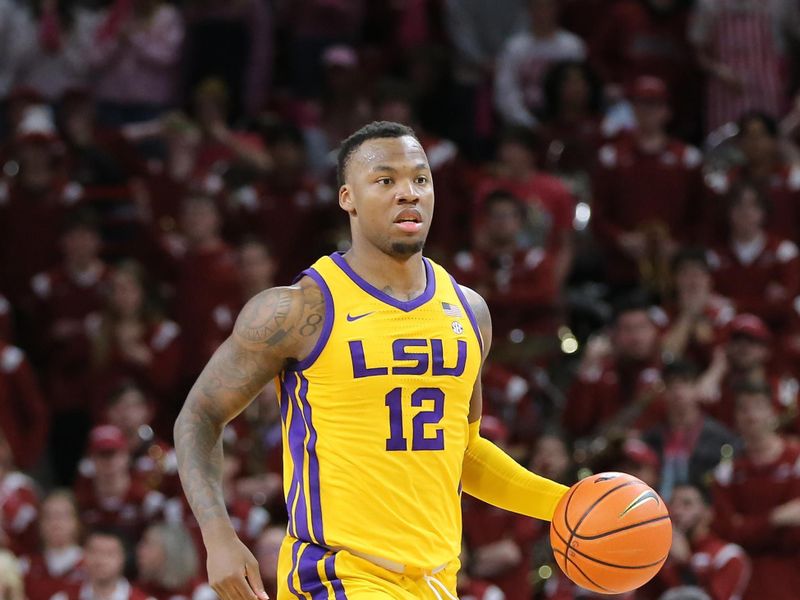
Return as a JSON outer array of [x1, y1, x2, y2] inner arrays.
[[231, 572, 260, 600], [245, 558, 270, 600]]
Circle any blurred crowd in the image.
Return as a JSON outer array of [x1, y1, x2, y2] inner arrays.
[[2, 0, 800, 599]]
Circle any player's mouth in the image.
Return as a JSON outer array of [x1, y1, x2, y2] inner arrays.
[[393, 209, 423, 233]]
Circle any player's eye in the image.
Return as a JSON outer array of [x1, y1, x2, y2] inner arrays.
[[377, 177, 393, 185], [415, 176, 429, 184]]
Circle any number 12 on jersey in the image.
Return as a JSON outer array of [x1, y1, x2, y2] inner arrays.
[[385, 387, 445, 451]]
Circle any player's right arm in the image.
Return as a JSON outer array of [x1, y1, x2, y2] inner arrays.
[[174, 280, 325, 600]]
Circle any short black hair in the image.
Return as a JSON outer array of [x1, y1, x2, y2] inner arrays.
[[662, 359, 699, 384], [336, 121, 418, 187], [483, 189, 526, 220], [671, 246, 709, 275], [610, 291, 653, 324], [737, 110, 779, 139]]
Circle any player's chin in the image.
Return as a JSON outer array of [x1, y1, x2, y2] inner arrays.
[[389, 238, 426, 257]]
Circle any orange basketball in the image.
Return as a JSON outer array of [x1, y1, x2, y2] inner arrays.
[[550, 472, 672, 594]]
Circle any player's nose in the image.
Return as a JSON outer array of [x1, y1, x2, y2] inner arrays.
[[395, 179, 419, 203]]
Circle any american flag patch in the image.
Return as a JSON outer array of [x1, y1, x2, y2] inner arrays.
[[441, 301, 462, 317]]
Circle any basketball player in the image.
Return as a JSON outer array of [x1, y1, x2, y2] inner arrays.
[[174, 121, 569, 599]]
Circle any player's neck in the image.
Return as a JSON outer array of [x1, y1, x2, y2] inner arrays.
[[344, 243, 427, 302]]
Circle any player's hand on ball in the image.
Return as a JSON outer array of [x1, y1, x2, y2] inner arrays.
[[206, 532, 269, 600]]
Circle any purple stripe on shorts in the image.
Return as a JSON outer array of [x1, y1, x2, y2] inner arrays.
[[289, 268, 334, 371], [324, 553, 348, 600], [330, 252, 436, 312], [450, 275, 484, 355], [297, 372, 325, 545], [297, 543, 328, 600], [287, 540, 304, 599], [279, 376, 298, 538]]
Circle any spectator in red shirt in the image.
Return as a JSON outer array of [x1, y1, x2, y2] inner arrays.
[[564, 296, 667, 440], [166, 196, 240, 382], [76, 384, 179, 497], [711, 381, 800, 600], [662, 248, 735, 370], [0, 430, 39, 557], [87, 261, 182, 427], [52, 528, 153, 600], [474, 127, 576, 286], [0, 105, 82, 304], [650, 483, 750, 600], [22, 490, 86, 600], [75, 426, 165, 544], [453, 190, 560, 349], [589, 0, 701, 138], [708, 181, 800, 329], [0, 340, 48, 471], [135, 523, 202, 600], [592, 76, 704, 290]]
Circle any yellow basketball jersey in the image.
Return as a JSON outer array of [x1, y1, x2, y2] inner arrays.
[[276, 252, 482, 569]]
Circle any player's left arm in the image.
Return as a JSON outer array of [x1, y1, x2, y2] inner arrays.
[[460, 285, 569, 521]]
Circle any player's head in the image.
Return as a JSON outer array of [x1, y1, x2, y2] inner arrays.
[[337, 121, 432, 259], [483, 190, 526, 248], [40, 489, 81, 550], [734, 380, 777, 441], [84, 528, 129, 585], [669, 483, 712, 536]]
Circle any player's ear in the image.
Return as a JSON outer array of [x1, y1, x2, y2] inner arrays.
[[339, 185, 356, 215]]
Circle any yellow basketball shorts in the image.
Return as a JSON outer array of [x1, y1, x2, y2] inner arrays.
[[276, 535, 459, 599]]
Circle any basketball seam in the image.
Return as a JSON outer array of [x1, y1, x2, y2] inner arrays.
[[564, 480, 639, 575], [551, 521, 668, 570], [552, 548, 617, 594], [560, 476, 585, 578], [571, 515, 672, 541]]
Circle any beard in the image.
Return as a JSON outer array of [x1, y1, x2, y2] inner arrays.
[[389, 240, 425, 257]]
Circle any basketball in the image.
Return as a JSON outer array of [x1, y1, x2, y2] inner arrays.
[[550, 472, 672, 594]]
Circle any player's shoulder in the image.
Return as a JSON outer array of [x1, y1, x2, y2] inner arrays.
[[454, 284, 492, 351]]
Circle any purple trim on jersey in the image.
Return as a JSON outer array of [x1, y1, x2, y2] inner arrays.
[[297, 543, 329, 600], [289, 268, 334, 372], [324, 553, 348, 600], [450, 276, 484, 355], [284, 372, 310, 541], [287, 540, 303, 599], [329, 252, 436, 312], [278, 377, 298, 538], [297, 372, 325, 545]]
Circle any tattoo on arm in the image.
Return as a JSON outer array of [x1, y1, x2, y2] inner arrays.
[[174, 283, 324, 532]]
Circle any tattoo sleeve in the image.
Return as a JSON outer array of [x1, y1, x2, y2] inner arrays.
[[174, 283, 324, 534]]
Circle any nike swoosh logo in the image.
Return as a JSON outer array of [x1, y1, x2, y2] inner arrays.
[[346, 312, 374, 322], [619, 490, 661, 518]]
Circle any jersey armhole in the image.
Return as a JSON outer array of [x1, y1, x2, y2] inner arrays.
[[450, 275, 484, 356], [288, 268, 334, 371]]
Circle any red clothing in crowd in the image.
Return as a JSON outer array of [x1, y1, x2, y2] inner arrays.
[[0, 294, 12, 342], [651, 534, 750, 600], [22, 547, 86, 600], [592, 135, 704, 285], [462, 497, 543, 600], [705, 373, 798, 433], [663, 294, 735, 369], [84, 315, 183, 421], [75, 476, 165, 543], [712, 441, 800, 600], [474, 172, 575, 251], [0, 470, 39, 556], [0, 342, 49, 470], [708, 237, 800, 327], [0, 178, 83, 302], [459, 580, 506, 600], [563, 357, 666, 439], [52, 579, 153, 600], [169, 242, 240, 378], [451, 247, 559, 340]]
